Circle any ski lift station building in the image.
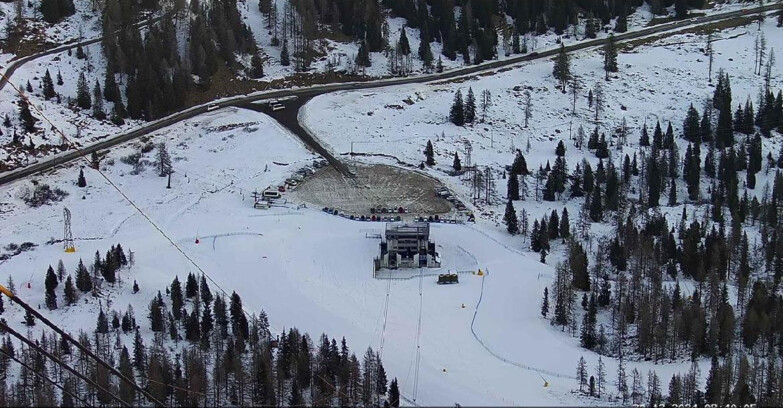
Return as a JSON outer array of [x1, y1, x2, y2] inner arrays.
[[374, 222, 440, 270]]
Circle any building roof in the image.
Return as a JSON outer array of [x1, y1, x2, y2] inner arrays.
[[385, 222, 429, 236]]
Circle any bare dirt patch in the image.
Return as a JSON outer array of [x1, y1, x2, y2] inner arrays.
[[293, 163, 453, 216]]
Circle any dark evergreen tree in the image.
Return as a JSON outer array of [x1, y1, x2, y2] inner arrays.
[[424, 140, 435, 166], [281, 40, 291, 66], [77, 168, 86, 187], [170, 276, 184, 321], [75, 259, 92, 293], [683, 104, 701, 143], [638, 123, 650, 147], [355, 40, 370, 68], [603, 34, 618, 78], [553, 44, 571, 91], [452, 152, 462, 171], [45, 265, 58, 310], [449, 89, 464, 126], [465, 87, 476, 123], [589, 186, 603, 221], [63, 275, 78, 305], [76, 72, 91, 109], [103, 68, 119, 103], [388, 378, 400, 407], [185, 273, 198, 299], [507, 174, 519, 200], [504, 200, 519, 234], [42, 69, 56, 100], [647, 155, 661, 207], [18, 95, 37, 133], [96, 308, 110, 334]]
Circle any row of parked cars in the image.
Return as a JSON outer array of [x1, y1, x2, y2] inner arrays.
[[322, 207, 404, 222], [436, 186, 467, 212]]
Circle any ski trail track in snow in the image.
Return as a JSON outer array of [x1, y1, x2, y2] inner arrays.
[[470, 272, 577, 381]]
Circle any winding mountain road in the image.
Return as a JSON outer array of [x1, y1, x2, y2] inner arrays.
[[0, 3, 777, 185]]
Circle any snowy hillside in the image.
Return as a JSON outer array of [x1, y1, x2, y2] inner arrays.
[[0, 107, 701, 405]]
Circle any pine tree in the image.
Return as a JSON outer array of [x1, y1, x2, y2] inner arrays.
[[418, 32, 434, 70], [603, 34, 618, 78], [647, 155, 661, 207], [56, 259, 66, 282], [560, 208, 570, 239], [156, 142, 173, 177], [75, 258, 92, 293], [436, 55, 444, 73], [63, 275, 78, 305], [103, 68, 119, 103], [76, 72, 91, 109], [424, 140, 435, 166], [45, 265, 58, 310], [675, 0, 689, 19], [96, 308, 109, 333], [683, 104, 701, 143], [355, 40, 370, 68], [589, 186, 603, 221], [56, 70, 63, 86], [615, 7, 628, 32], [640, 122, 650, 147], [507, 174, 519, 200], [465, 87, 476, 123], [281, 40, 291, 66], [42, 69, 56, 100], [77, 168, 86, 187], [577, 357, 588, 393], [200, 275, 213, 306], [92, 81, 105, 120], [596, 356, 607, 398], [18, 95, 37, 133], [388, 378, 400, 407], [553, 43, 571, 92], [24, 309, 36, 326], [541, 287, 550, 317], [504, 200, 519, 234], [398, 28, 410, 55], [452, 152, 461, 171], [250, 53, 265, 78], [449, 89, 464, 126], [617, 357, 629, 403], [170, 276, 183, 321]]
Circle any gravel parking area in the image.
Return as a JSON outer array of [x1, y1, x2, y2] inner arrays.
[[293, 163, 453, 216]]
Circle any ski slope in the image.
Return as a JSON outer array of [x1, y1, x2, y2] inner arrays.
[[0, 105, 709, 405]]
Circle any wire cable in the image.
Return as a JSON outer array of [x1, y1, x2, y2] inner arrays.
[[0, 320, 131, 408], [0, 346, 94, 408], [3, 292, 166, 407]]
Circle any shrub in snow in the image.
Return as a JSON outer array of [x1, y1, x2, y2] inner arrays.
[[21, 184, 68, 207]]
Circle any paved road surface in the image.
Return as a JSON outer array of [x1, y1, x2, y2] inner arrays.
[[0, 4, 776, 185]]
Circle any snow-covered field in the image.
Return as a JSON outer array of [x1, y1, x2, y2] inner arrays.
[[0, 106, 705, 405], [302, 17, 783, 228]]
